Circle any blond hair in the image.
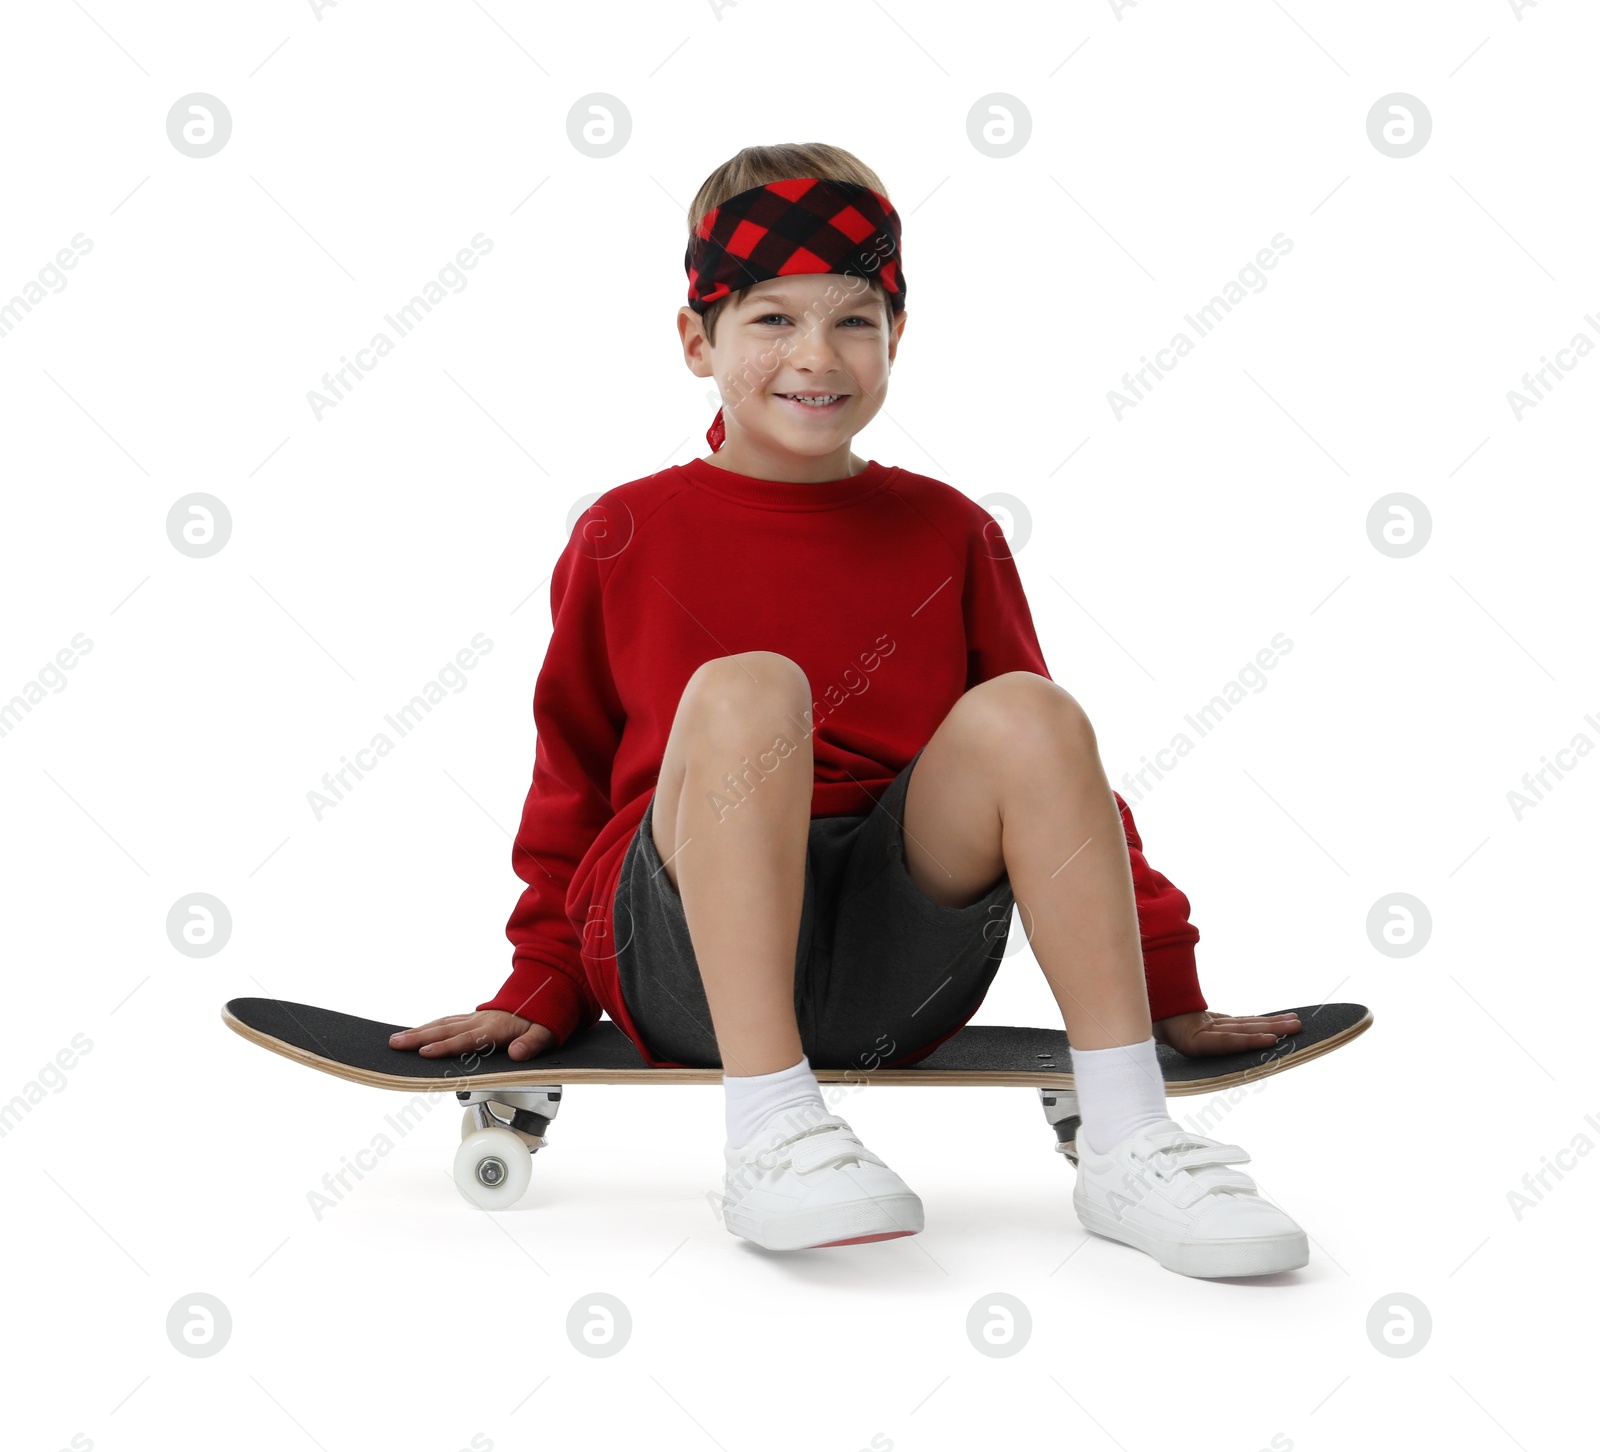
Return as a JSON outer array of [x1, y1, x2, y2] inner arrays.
[[687, 142, 897, 345]]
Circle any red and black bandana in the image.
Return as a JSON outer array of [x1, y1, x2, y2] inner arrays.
[[684, 177, 906, 452]]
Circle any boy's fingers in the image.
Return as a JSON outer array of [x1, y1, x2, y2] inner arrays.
[[510, 1028, 551, 1059], [386, 1015, 548, 1058], [1164, 1014, 1300, 1051], [417, 1028, 501, 1057], [389, 1014, 473, 1041]]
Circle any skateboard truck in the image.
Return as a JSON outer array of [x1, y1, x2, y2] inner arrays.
[[1038, 1087, 1082, 1166], [453, 1087, 563, 1208]]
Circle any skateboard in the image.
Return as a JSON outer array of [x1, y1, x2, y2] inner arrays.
[[222, 997, 1371, 1209]]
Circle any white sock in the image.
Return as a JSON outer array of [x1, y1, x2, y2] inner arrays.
[[724, 1053, 828, 1152], [1071, 1036, 1172, 1155]]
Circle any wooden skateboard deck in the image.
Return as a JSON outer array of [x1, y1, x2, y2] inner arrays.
[[222, 997, 1371, 1208], [222, 997, 1371, 1094]]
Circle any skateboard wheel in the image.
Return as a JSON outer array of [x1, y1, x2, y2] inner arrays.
[[453, 1126, 532, 1210]]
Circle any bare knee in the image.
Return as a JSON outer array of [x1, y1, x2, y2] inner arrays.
[[679, 651, 812, 736], [653, 653, 813, 875], [955, 672, 1096, 770]]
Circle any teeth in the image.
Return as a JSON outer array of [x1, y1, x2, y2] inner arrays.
[[783, 394, 841, 406]]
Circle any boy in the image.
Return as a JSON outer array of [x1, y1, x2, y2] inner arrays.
[[391, 144, 1310, 1278]]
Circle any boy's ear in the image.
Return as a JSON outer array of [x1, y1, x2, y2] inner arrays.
[[888, 307, 907, 363], [677, 305, 714, 378]]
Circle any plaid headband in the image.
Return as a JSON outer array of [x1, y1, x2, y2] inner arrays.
[[684, 176, 906, 452]]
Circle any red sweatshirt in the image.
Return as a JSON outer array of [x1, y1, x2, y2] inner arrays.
[[478, 455, 1206, 1066]]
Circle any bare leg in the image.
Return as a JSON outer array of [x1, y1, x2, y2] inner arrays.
[[897, 672, 1151, 1050], [650, 651, 814, 1076], [892, 687, 1314, 1271]]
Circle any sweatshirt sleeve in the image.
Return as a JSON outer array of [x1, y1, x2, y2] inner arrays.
[[960, 502, 1207, 1024], [960, 506, 1052, 687], [1110, 793, 1206, 1022], [477, 518, 621, 1048]]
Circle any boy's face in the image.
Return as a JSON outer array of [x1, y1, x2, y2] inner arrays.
[[678, 271, 906, 479]]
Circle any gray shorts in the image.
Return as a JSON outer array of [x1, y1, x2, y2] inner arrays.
[[612, 746, 1016, 1071]]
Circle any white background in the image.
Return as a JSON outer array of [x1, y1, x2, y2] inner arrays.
[[2, 1, 1595, 1449]]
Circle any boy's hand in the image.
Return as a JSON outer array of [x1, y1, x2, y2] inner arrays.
[[1152, 1009, 1302, 1057], [388, 1010, 556, 1062]]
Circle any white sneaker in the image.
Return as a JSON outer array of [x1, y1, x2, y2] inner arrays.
[[719, 1107, 924, 1251], [1072, 1118, 1309, 1278]]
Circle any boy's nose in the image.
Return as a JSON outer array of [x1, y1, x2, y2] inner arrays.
[[787, 329, 840, 365]]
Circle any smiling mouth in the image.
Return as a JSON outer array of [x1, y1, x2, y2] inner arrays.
[[776, 393, 850, 408]]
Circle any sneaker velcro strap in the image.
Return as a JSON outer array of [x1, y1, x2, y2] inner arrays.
[[1156, 1143, 1251, 1172], [1168, 1166, 1259, 1209], [788, 1130, 886, 1175]]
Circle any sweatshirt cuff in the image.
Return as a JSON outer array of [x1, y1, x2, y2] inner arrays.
[[477, 957, 593, 1049], [1142, 940, 1208, 1025]]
